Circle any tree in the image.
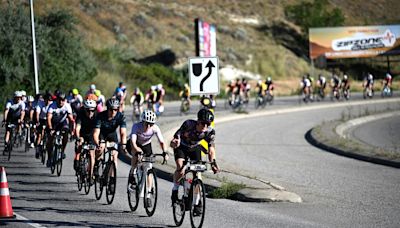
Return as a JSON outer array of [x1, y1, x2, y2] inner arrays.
[[0, 2, 96, 107], [285, 0, 345, 34]]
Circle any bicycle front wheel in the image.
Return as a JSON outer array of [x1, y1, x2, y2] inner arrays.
[[105, 161, 117, 204], [189, 179, 206, 228], [172, 182, 186, 226], [144, 169, 158, 217], [83, 155, 92, 195], [56, 147, 63, 176], [127, 173, 139, 212], [94, 160, 105, 200]]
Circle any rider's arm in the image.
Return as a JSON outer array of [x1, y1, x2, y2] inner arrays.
[[93, 128, 100, 146], [120, 127, 127, 146], [19, 102, 26, 123], [3, 107, 9, 122], [47, 112, 53, 129], [154, 125, 167, 152]]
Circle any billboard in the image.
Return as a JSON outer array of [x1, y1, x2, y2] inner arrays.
[[195, 18, 217, 57], [309, 25, 400, 59]]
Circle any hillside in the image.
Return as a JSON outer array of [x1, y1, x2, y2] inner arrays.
[[32, 0, 400, 94]]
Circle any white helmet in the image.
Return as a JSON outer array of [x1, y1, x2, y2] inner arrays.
[[151, 85, 156, 91], [90, 84, 96, 90], [83, 99, 97, 109], [343, 75, 348, 80], [141, 110, 156, 124], [14, 91, 23, 97], [20, 90, 27, 96], [27, 95, 34, 102], [157, 84, 163, 90]]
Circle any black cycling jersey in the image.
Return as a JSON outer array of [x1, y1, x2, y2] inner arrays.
[[76, 109, 97, 136], [174, 119, 215, 148], [94, 110, 126, 136]]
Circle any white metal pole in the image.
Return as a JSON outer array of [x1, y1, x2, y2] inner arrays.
[[30, 0, 39, 94]]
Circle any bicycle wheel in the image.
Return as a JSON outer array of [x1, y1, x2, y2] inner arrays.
[[144, 169, 158, 217], [24, 133, 29, 152], [127, 170, 140, 212], [39, 146, 46, 165], [94, 160, 105, 200], [50, 147, 56, 174], [7, 131, 14, 161], [77, 168, 83, 191], [83, 155, 92, 195], [172, 182, 186, 226], [106, 161, 117, 204], [56, 147, 63, 176], [189, 179, 206, 228]]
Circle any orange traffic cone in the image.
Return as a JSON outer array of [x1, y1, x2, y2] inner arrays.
[[0, 167, 14, 218]]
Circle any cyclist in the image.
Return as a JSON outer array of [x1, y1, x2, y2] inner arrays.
[[34, 93, 53, 159], [316, 74, 327, 97], [128, 110, 168, 206], [170, 108, 220, 214], [74, 99, 97, 184], [341, 75, 350, 92], [95, 90, 105, 112], [265, 77, 275, 97], [155, 84, 165, 115], [68, 89, 83, 114], [145, 86, 157, 111], [86, 84, 96, 96], [93, 98, 127, 172], [130, 87, 145, 116], [300, 75, 312, 100], [25, 95, 36, 148], [3, 91, 26, 154], [241, 78, 251, 103], [114, 82, 127, 112], [330, 74, 341, 98], [46, 92, 74, 167], [225, 80, 235, 105], [383, 73, 393, 90], [363, 73, 374, 95], [179, 83, 191, 107]]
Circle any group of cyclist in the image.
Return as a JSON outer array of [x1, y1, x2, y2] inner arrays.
[[3, 82, 220, 216]]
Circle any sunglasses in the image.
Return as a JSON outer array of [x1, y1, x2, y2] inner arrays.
[[109, 109, 118, 112], [145, 122, 154, 127], [199, 121, 211, 126], [87, 109, 95, 113]]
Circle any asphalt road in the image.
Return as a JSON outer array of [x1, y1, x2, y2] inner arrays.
[[351, 115, 400, 153], [1, 94, 400, 227]]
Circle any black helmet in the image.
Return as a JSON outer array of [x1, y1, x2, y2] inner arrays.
[[57, 92, 66, 100], [197, 108, 214, 124], [106, 98, 120, 109]]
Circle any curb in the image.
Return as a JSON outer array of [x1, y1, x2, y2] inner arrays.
[[305, 123, 400, 169]]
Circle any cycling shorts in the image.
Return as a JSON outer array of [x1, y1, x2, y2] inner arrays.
[[132, 143, 152, 157], [174, 144, 202, 161], [37, 119, 47, 132], [99, 131, 118, 143], [81, 133, 94, 145]]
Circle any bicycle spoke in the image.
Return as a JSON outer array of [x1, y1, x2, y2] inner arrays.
[[190, 179, 206, 228]]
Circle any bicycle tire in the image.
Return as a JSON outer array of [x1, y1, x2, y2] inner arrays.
[[189, 179, 206, 228], [105, 161, 117, 204], [50, 146, 56, 174], [144, 169, 158, 217], [94, 160, 105, 200], [40, 146, 46, 165], [83, 154, 92, 195], [127, 169, 140, 212], [56, 147, 63, 176], [172, 182, 186, 226]]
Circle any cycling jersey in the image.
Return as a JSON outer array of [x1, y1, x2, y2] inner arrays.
[[95, 110, 126, 141], [173, 120, 215, 148], [47, 102, 72, 128], [68, 95, 83, 113], [155, 88, 165, 102], [76, 108, 97, 137], [131, 92, 144, 105], [130, 122, 164, 146], [5, 100, 26, 122], [266, 81, 274, 91]]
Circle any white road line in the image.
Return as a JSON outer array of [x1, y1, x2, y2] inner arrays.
[[14, 213, 47, 228]]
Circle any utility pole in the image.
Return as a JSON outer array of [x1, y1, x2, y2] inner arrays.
[[30, 0, 39, 94]]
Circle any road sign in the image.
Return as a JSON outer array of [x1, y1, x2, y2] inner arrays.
[[188, 57, 219, 95]]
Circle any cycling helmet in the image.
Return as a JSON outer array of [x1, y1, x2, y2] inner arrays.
[[57, 92, 66, 100], [134, 87, 140, 94], [151, 85, 156, 91], [94, 89, 101, 97], [157, 84, 163, 90], [106, 98, 120, 109], [72, 88, 79, 95], [14, 91, 23, 97], [197, 108, 214, 124], [27, 95, 34, 102], [90, 84, 96, 90], [20, 90, 27, 96], [267, 77, 272, 82], [141, 110, 157, 124], [83, 99, 97, 109], [343, 75, 348, 80], [86, 93, 98, 101]]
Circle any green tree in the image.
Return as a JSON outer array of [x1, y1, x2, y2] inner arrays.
[[0, 2, 96, 107], [285, 0, 345, 34]]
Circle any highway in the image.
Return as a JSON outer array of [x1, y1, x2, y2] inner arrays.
[[1, 94, 400, 227]]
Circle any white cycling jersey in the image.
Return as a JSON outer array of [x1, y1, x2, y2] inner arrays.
[[47, 102, 72, 124], [36, 100, 53, 120], [130, 122, 164, 146], [5, 100, 26, 119]]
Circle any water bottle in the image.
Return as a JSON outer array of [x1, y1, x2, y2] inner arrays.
[[184, 178, 192, 196]]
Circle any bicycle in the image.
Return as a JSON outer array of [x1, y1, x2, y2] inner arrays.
[[24, 122, 35, 152], [132, 103, 142, 123], [50, 129, 65, 176], [127, 152, 166, 216], [94, 140, 118, 204], [36, 126, 48, 165], [77, 142, 95, 194], [180, 98, 190, 115], [3, 123, 18, 161], [172, 160, 211, 228], [254, 94, 266, 109], [381, 84, 392, 98]]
